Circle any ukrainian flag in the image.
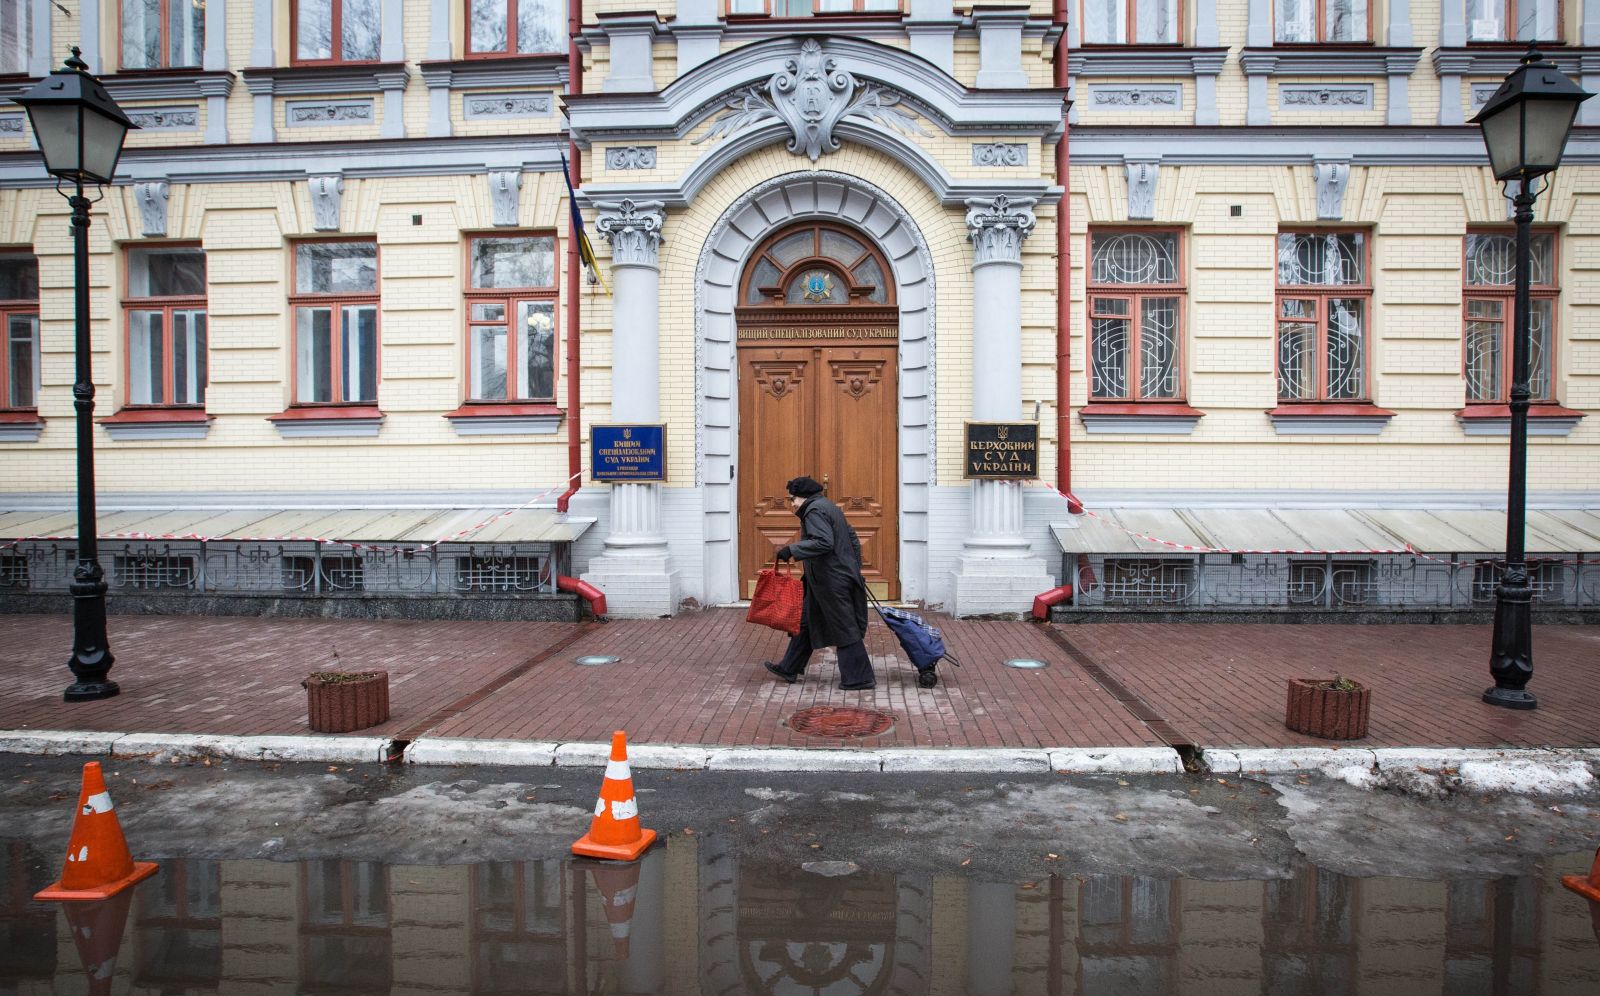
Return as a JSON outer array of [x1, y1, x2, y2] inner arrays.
[[561, 153, 609, 294]]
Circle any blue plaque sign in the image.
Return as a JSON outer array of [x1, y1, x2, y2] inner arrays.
[[590, 424, 667, 482]]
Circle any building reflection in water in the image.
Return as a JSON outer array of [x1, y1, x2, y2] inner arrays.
[[2, 837, 1597, 994]]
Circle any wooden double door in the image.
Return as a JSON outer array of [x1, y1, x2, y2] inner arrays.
[[737, 341, 899, 599]]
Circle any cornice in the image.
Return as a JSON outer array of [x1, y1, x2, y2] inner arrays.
[[1431, 46, 1599, 77], [1069, 47, 1230, 77], [0, 70, 236, 104], [416, 56, 568, 90], [1067, 125, 1600, 166], [241, 63, 408, 96], [1239, 47, 1423, 76]]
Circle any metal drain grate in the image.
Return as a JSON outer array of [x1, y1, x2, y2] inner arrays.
[[787, 705, 895, 739]]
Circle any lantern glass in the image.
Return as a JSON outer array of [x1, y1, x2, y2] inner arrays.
[[24, 102, 86, 180], [1520, 97, 1581, 173], [1478, 100, 1527, 180]]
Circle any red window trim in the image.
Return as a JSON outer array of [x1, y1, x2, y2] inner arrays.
[[289, 0, 384, 67], [100, 407, 210, 424], [1077, 0, 1185, 45], [1275, 228, 1373, 403], [122, 243, 207, 411], [1462, 227, 1559, 405], [0, 305, 39, 412], [1078, 402, 1206, 418], [288, 238, 381, 408], [118, 0, 203, 71], [1265, 402, 1395, 418], [1086, 227, 1188, 404], [1272, 0, 1374, 44], [445, 402, 564, 419], [0, 410, 43, 424], [463, 232, 560, 404], [463, 0, 568, 59]]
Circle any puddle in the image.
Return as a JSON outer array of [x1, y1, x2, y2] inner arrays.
[[4, 838, 1598, 993]]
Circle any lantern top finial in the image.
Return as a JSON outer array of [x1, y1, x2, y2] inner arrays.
[[63, 47, 88, 74]]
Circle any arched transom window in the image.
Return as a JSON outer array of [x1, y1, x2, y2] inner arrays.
[[740, 224, 894, 308]]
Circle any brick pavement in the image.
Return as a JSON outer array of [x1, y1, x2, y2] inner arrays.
[[0, 610, 1596, 751]]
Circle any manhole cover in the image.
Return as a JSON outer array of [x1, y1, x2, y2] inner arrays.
[[787, 706, 895, 739]]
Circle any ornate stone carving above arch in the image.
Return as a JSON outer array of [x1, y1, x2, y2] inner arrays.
[[694, 171, 937, 606]]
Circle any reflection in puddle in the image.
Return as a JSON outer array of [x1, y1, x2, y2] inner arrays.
[[3, 839, 1598, 994]]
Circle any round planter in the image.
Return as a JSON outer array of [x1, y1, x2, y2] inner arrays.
[[303, 670, 390, 734], [1285, 677, 1370, 740]]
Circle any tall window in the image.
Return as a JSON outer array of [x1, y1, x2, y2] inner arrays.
[[125, 246, 207, 407], [1, 254, 39, 411], [121, 0, 204, 70], [467, 0, 565, 56], [291, 241, 379, 405], [1087, 230, 1184, 401], [1081, 1, 1180, 44], [1467, 0, 1561, 41], [466, 235, 558, 402], [0, 0, 34, 75], [293, 0, 381, 64], [1276, 232, 1370, 402], [299, 861, 391, 994], [1463, 231, 1557, 403], [1275, 0, 1369, 43]]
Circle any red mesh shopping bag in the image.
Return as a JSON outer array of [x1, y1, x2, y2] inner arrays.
[[747, 561, 803, 636]]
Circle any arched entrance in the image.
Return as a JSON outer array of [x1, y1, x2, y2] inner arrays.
[[694, 172, 938, 608], [735, 222, 900, 598]]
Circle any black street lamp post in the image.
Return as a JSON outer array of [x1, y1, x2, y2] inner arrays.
[[1470, 47, 1591, 710], [14, 49, 138, 701]]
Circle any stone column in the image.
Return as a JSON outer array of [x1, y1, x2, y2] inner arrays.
[[581, 199, 679, 617], [951, 196, 1051, 617]]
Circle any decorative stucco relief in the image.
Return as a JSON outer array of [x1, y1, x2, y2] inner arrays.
[[1089, 86, 1181, 109], [0, 115, 24, 135], [488, 170, 521, 227], [134, 181, 170, 237], [692, 38, 927, 163], [126, 106, 199, 131], [1279, 86, 1373, 110], [288, 100, 374, 126], [971, 143, 1027, 167], [464, 94, 552, 119], [605, 146, 658, 170], [309, 175, 344, 232]]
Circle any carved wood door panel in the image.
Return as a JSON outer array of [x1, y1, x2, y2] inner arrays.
[[737, 345, 899, 599]]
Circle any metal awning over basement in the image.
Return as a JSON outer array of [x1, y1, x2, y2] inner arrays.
[[0, 507, 596, 546], [1049, 508, 1600, 556]]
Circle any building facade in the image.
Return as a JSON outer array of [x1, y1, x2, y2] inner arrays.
[[0, 1, 1597, 618]]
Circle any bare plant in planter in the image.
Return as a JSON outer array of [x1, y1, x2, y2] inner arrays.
[[303, 651, 390, 733], [1285, 676, 1370, 740]]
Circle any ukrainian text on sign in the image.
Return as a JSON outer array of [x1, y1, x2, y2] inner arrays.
[[737, 325, 896, 340], [964, 422, 1038, 479], [591, 424, 667, 482]]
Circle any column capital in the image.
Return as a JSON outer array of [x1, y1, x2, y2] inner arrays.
[[596, 199, 666, 268], [965, 195, 1036, 265]]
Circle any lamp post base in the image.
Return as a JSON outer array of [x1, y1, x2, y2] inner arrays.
[[1482, 686, 1537, 710], [64, 680, 120, 702]]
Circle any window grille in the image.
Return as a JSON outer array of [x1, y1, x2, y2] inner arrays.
[[1288, 560, 1376, 606], [0, 555, 28, 588], [282, 555, 366, 592], [113, 553, 197, 589], [455, 555, 544, 593], [1102, 557, 1196, 606], [1471, 559, 1566, 604]]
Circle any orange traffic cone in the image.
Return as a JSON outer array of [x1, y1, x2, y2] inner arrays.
[[589, 860, 643, 960], [571, 731, 657, 861], [61, 889, 136, 996], [34, 761, 158, 901], [1562, 847, 1600, 903]]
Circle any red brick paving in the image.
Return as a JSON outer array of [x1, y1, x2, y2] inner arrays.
[[0, 610, 1595, 750]]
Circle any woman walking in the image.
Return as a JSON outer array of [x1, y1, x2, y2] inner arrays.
[[761, 476, 875, 690]]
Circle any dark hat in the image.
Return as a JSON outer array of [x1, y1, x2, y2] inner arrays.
[[785, 476, 824, 498]]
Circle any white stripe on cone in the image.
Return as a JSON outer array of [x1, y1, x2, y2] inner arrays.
[[604, 759, 632, 781], [612, 886, 637, 905], [594, 799, 606, 817], [610, 797, 638, 821], [83, 792, 113, 814]]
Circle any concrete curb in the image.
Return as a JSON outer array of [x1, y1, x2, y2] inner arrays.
[[2, 731, 1594, 785]]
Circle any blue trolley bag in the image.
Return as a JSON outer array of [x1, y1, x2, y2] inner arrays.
[[866, 588, 962, 689]]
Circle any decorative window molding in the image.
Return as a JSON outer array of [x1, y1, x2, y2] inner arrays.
[[134, 181, 171, 238], [268, 406, 385, 437], [240, 63, 408, 97], [308, 175, 345, 231], [1267, 404, 1395, 435], [1088, 85, 1181, 110], [1068, 49, 1229, 77], [1240, 47, 1422, 76], [99, 408, 212, 440], [1280, 85, 1374, 110], [1124, 160, 1160, 221], [417, 55, 566, 139], [444, 403, 564, 436], [0, 412, 44, 443], [605, 146, 658, 170], [125, 105, 200, 131], [1078, 404, 1205, 434], [463, 93, 553, 119], [287, 99, 376, 127], [1456, 404, 1584, 437], [1313, 158, 1351, 220], [488, 171, 522, 227]]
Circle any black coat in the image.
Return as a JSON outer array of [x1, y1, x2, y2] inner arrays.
[[787, 494, 869, 648]]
